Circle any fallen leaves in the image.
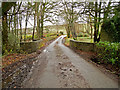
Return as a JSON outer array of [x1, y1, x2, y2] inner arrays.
[[2, 53, 37, 68], [2, 36, 57, 69]]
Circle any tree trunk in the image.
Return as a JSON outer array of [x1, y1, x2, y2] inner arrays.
[[2, 2, 16, 53], [2, 12, 8, 50], [24, 10, 28, 41], [40, 17, 44, 38], [71, 3, 77, 40], [19, 16, 22, 42], [90, 23, 93, 39], [71, 24, 77, 40], [94, 1, 98, 42], [12, 23, 14, 34], [32, 14, 36, 40], [65, 25, 70, 38], [16, 14, 19, 38], [32, 2, 37, 41], [8, 14, 11, 33], [14, 15, 16, 36], [13, 5, 17, 36], [97, 1, 102, 42], [40, 3, 45, 38], [36, 2, 40, 39]]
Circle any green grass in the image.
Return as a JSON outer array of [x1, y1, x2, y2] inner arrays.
[[66, 37, 93, 42], [64, 38, 71, 46], [64, 36, 93, 46], [76, 37, 93, 43]]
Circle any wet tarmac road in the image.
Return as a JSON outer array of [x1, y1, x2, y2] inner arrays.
[[22, 35, 118, 88]]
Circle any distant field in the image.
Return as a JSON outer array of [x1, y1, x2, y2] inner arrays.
[[76, 37, 93, 43], [65, 36, 93, 46]]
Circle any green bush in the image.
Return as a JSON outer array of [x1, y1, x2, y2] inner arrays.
[[102, 8, 120, 42], [26, 35, 32, 41], [84, 34, 89, 37], [77, 32, 83, 37], [60, 31, 63, 35], [2, 33, 20, 55], [8, 33, 20, 52], [46, 34, 50, 37], [96, 41, 120, 67], [77, 33, 89, 37], [46, 33, 57, 37]]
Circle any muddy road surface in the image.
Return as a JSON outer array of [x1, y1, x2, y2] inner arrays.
[[22, 35, 118, 88]]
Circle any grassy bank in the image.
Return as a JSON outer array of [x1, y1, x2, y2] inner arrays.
[[64, 36, 120, 76], [64, 36, 93, 46], [2, 35, 59, 68]]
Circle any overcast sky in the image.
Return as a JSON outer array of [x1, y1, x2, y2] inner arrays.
[[20, 0, 120, 29], [21, 18, 54, 29], [6, 0, 120, 29]]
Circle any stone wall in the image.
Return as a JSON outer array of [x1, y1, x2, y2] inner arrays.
[[20, 36, 57, 53], [2, 36, 58, 88], [69, 39, 120, 55], [20, 40, 43, 54], [70, 40, 95, 52]]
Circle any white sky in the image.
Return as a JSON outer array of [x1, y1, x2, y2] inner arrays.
[[21, 18, 53, 29], [18, 0, 120, 29]]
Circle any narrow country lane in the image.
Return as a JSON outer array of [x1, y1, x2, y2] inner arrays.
[[22, 35, 118, 88]]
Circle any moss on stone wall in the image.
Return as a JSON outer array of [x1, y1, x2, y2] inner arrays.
[[20, 40, 43, 53], [20, 36, 57, 53], [70, 40, 95, 52]]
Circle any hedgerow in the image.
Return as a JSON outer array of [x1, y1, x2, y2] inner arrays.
[[96, 41, 120, 67]]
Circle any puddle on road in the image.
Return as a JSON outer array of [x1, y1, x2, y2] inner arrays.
[[43, 49, 47, 52], [54, 44, 90, 88]]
